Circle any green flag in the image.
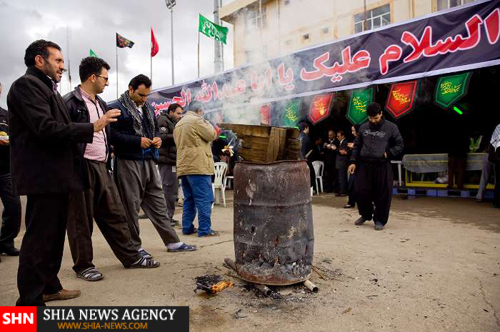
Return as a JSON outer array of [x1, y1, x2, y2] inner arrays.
[[434, 72, 471, 109], [198, 14, 228, 44], [346, 88, 374, 125], [282, 100, 301, 127], [89, 49, 98, 57]]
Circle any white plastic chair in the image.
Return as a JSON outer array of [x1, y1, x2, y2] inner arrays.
[[213, 162, 228, 207], [312, 161, 324, 194]]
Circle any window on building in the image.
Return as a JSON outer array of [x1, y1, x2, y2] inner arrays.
[[322, 27, 329, 34], [354, 4, 391, 33], [303, 33, 310, 40], [437, 0, 475, 11], [246, 5, 267, 31], [284, 0, 291, 6]]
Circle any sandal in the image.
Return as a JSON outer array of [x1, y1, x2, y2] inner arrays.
[[167, 243, 197, 252], [138, 248, 152, 259], [77, 267, 104, 282], [129, 257, 160, 268]]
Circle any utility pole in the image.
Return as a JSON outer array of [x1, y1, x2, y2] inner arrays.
[[165, 0, 176, 85], [214, 0, 223, 73]]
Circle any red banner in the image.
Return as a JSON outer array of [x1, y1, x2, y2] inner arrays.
[[308, 93, 334, 124], [385, 81, 418, 119]]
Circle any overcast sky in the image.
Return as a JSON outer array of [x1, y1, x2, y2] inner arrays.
[[0, 0, 234, 108]]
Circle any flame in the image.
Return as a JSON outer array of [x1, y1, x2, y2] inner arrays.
[[211, 281, 233, 293]]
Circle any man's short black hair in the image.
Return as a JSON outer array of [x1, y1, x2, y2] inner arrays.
[[367, 102, 382, 117], [168, 103, 183, 114], [128, 74, 151, 90], [79, 57, 110, 83], [24, 40, 61, 67], [337, 129, 345, 137]]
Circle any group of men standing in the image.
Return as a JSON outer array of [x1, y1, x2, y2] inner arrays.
[[3, 39, 218, 306]]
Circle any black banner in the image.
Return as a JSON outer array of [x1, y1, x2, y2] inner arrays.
[[148, 0, 500, 114]]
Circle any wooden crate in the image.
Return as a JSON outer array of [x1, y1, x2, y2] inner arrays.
[[219, 123, 300, 163]]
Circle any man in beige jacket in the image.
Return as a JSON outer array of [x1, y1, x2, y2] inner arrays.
[[174, 103, 218, 237]]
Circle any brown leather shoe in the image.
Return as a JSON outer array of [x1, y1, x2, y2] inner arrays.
[[43, 289, 81, 303]]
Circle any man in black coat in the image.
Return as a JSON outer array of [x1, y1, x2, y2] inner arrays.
[[335, 129, 350, 196], [7, 40, 118, 305], [157, 103, 183, 227], [0, 82, 21, 259], [348, 103, 403, 231]]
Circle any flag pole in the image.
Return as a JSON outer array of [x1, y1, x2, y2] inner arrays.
[[150, 51, 153, 83], [197, 31, 200, 78], [116, 44, 118, 99]]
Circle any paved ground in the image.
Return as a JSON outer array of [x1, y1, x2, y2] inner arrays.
[[1, 192, 499, 332]]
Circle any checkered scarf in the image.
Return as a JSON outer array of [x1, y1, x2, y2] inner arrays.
[[118, 91, 155, 138]]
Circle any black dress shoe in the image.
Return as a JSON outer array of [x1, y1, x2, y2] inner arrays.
[[354, 217, 367, 225], [0, 246, 20, 256]]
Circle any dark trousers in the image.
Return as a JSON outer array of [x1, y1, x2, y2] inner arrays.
[[494, 162, 500, 208], [323, 161, 336, 192], [158, 164, 178, 221], [354, 162, 393, 225], [306, 160, 317, 192], [67, 160, 141, 273], [347, 173, 356, 206], [0, 173, 21, 249], [337, 165, 348, 194], [17, 194, 68, 306]]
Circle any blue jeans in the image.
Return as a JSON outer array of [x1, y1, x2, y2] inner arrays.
[[181, 175, 214, 236]]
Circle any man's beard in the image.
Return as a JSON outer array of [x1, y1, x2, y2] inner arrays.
[[43, 63, 61, 83]]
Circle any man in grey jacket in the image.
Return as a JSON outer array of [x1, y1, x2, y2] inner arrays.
[[348, 102, 404, 230]]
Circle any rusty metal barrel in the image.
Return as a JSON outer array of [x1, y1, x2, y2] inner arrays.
[[233, 160, 314, 285]]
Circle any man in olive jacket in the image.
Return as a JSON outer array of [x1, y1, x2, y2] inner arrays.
[[173, 103, 217, 237], [7, 40, 117, 305]]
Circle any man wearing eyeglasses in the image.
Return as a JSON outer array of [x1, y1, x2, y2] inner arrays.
[[63, 57, 160, 283], [7, 40, 118, 305]]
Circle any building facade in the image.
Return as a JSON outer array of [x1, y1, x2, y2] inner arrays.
[[220, 0, 477, 67]]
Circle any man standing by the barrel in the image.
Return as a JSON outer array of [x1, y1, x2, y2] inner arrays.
[[7, 40, 119, 305], [174, 103, 218, 237], [109, 74, 196, 256], [348, 102, 403, 231]]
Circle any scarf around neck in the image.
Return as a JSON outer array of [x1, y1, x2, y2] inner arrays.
[[118, 91, 155, 138]]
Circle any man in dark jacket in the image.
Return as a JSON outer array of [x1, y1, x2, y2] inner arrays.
[[157, 103, 183, 227], [64, 57, 160, 282], [348, 102, 403, 231], [323, 129, 337, 193], [7, 40, 117, 305], [0, 82, 21, 259], [109, 75, 195, 256]]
